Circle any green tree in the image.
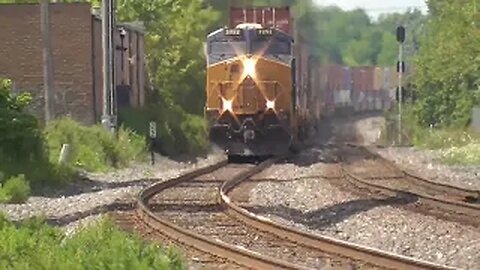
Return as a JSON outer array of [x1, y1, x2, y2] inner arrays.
[[413, 0, 480, 127], [117, 0, 218, 115], [377, 32, 398, 66]]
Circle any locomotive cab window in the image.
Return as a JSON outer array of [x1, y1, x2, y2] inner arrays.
[[208, 41, 246, 55], [251, 41, 291, 55]]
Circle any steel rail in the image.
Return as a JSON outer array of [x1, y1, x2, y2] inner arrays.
[[363, 146, 480, 201], [341, 167, 480, 221], [137, 158, 309, 270], [220, 162, 455, 270], [341, 145, 480, 218]]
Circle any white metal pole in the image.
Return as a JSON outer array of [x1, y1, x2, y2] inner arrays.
[[398, 44, 403, 145]]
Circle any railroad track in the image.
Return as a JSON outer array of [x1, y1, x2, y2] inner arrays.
[[339, 144, 480, 225], [112, 155, 453, 270]]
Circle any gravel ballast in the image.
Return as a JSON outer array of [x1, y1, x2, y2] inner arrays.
[[0, 151, 224, 233], [337, 114, 479, 190], [376, 147, 480, 190], [244, 115, 480, 269], [246, 150, 480, 269]]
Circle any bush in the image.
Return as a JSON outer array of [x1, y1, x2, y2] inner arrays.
[[0, 79, 46, 163], [0, 212, 7, 228], [45, 117, 147, 172], [0, 216, 187, 270], [0, 187, 9, 203], [119, 104, 209, 157], [1, 174, 30, 204], [0, 78, 76, 190]]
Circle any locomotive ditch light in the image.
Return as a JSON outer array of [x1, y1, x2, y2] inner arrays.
[[266, 99, 276, 110]]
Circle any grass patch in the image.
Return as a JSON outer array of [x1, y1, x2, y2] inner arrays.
[[382, 105, 480, 165], [441, 143, 480, 165], [0, 215, 187, 269], [45, 117, 147, 172], [411, 128, 480, 150]]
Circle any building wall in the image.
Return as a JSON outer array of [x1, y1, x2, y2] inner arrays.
[[0, 3, 95, 124], [0, 3, 146, 125]]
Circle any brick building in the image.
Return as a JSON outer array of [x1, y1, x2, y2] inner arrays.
[[0, 2, 145, 125]]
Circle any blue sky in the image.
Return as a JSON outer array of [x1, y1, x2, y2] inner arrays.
[[313, 0, 429, 20]]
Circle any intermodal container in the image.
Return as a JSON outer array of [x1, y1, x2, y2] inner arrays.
[[229, 7, 293, 35], [387, 65, 399, 90], [342, 67, 352, 90], [318, 65, 334, 115], [373, 67, 385, 91], [352, 66, 373, 92]]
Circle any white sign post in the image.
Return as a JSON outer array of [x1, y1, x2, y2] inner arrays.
[[149, 121, 157, 139]]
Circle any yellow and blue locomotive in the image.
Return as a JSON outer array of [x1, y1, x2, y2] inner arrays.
[[205, 6, 316, 157]]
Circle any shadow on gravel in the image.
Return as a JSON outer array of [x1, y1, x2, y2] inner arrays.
[[11, 202, 135, 228], [244, 193, 418, 230], [288, 146, 340, 167], [32, 178, 158, 198]]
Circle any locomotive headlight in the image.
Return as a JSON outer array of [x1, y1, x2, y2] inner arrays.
[[266, 99, 276, 110], [242, 58, 256, 78], [222, 98, 233, 112]]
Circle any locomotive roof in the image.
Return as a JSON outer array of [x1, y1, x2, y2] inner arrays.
[[207, 27, 293, 43]]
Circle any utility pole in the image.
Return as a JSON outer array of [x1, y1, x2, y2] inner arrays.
[[396, 26, 406, 145], [41, 0, 55, 123], [110, 0, 117, 133], [101, 0, 117, 133]]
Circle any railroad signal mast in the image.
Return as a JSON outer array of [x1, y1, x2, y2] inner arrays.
[[396, 26, 406, 145]]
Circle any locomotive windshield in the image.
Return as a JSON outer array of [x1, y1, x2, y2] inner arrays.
[[209, 41, 246, 56], [207, 27, 293, 65], [251, 41, 291, 55]]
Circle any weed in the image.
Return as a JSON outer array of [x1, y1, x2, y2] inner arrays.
[[45, 117, 147, 172], [1, 174, 30, 203], [0, 216, 187, 269], [441, 143, 480, 165]]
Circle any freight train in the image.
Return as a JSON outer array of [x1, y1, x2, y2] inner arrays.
[[204, 6, 406, 158]]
